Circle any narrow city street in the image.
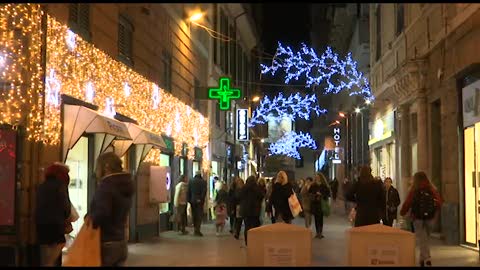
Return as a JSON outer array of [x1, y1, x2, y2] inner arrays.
[[125, 201, 480, 267]]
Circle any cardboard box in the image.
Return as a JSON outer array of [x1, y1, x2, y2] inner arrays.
[[247, 223, 311, 266], [346, 224, 415, 266]]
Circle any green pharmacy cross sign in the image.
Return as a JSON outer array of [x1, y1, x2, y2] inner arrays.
[[209, 77, 241, 110]]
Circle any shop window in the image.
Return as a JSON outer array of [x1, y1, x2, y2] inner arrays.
[[375, 5, 382, 61], [395, 3, 405, 36], [118, 14, 134, 66], [68, 3, 90, 41], [162, 50, 172, 92]]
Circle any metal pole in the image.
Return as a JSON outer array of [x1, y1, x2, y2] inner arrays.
[[233, 103, 237, 177], [361, 112, 364, 165]]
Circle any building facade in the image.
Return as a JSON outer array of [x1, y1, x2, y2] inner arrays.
[[369, 3, 480, 247]]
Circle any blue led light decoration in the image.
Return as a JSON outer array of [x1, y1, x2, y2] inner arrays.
[[268, 131, 317, 159], [261, 42, 373, 100], [249, 92, 327, 127]]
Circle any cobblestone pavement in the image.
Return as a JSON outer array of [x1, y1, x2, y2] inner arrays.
[[125, 200, 480, 266]]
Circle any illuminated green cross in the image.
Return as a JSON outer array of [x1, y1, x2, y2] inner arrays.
[[209, 77, 241, 110]]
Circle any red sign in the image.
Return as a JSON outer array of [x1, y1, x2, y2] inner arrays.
[[0, 130, 16, 226]]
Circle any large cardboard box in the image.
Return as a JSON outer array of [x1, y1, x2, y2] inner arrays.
[[247, 223, 311, 266], [346, 224, 415, 266]]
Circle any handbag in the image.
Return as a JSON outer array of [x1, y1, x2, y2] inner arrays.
[[63, 217, 101, 266], [321, 198, 331, 217], [288, 189, 303, 217]]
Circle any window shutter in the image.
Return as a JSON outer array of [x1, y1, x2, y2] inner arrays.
[[118, 15, 133, 64], [78, 4, 90, 33], [69, 4, 78, 25]]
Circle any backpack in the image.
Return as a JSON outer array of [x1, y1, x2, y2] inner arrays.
[[411, 188, 436, 220]]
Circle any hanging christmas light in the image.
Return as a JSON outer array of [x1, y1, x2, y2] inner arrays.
[[268, 131, 317, 159], [261, 42, 373, 99], [103, 97, 116, 118], [45, 69, 61, 108], [249, 92, 327, 127]]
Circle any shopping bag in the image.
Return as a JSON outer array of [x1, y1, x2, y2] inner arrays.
[[68, 204, 80, 222], [63, 217, 101, 266], [288, 190, 303, 217], [321, 198, 331, 217]]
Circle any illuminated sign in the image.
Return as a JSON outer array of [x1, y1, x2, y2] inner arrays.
[[333, 127, 341, 164], [208, 77, 241, 110], [236, 109, 249, 141]]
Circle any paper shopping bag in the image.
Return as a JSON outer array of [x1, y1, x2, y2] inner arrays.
[[63, 217, 101, 266], [288, 190, 303, 217]]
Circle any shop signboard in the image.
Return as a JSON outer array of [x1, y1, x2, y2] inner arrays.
[[236, 108, 249, 141], [368, 111, 395, 146], [194, 147, 203, 160], [149, 166, 171, 203], [162, 135, 175, 153], [333, 127, 342, 164], [0, 129, 16, 227]]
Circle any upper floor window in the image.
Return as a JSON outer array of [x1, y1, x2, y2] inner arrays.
[[118, 14, 134, 66], [395, 4, 405, 36], [69, 4, 90, 41], [375, 5, 382, 61], [162, 50, 172, 92]]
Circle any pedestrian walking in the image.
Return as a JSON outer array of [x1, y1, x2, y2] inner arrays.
[[266, 177, 276, 224], [88, 152, 134, 267], [330, 177, 339, 202], [309, 173, 331, 239], [257, 178, 267, 224], [239, 176, 264, 246], [188, 171, 207, 237], [400, 172, 443, 267], [346, 166, 385, 227], [214, 182, 228, 236], [300, 177, 313, 229], [270, 171, 294, 224], [174, 175, 189, 235], [342, 177, 353, 215], [227, 180, 237, 234], [382, 177, 400, 227], [36, 162, 72, 266], [234, 178, 245, 239]]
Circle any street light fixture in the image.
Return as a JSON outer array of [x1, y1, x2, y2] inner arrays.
[[339, 112, 346, 118], [252, 96, 261, 102], [355, 107, 361, 113], [188, 12, 204, 22], [365, 99, 371, 105]]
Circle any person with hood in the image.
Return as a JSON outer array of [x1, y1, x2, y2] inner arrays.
[[270, 171, 294, 224], [239, 175, 264, 246], [301, 177, 313, 229], [174, 175, 189, 235], [214, 182, 229, 235], [382, 177, 401, 227], [309, 173, 331, 239], [400, 172, 443, 267], [36, 162, 72, 266], [188, 171, 207, 236], [88, 152, 134, 267], [346, 166, 385, 227]]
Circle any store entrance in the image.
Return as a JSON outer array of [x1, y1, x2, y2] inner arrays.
[[65, 136, 90, 238], [464, 124, 480, 247]]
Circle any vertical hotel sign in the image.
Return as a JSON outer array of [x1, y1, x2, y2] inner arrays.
[[333, 127, 342, 164], [0, 130, 16, 226], [236, 109, 249, 141]]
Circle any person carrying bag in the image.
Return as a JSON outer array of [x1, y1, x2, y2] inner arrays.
[[63, 217, 101, 266]]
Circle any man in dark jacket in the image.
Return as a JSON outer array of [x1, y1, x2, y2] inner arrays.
[[382, 177, 401, 226], [188, 171, 207, 236], [239, 175, 264, 246], [36, 163, 71, 266], [89, 152, 134, 266]]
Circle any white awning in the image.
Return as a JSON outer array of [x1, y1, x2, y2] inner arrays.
[[114, 123, 167, 157], [63, 105, 132, 161]]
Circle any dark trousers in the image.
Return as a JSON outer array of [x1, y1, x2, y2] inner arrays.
[[101, 241, 128, 266], [244, 216, 260, 246], [191, 203, 203, 233], [313, 212, 324, 235], [235, 217, 244, 237], [229, 215, 236, 232], [176, 205, 188, 232]]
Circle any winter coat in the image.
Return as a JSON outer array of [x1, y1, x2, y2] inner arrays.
[[89, 172, 134, 242], [36, 176, 71, 245], [215, 189, 229, 205], [270, 182, 294, 222], [227, 188, 236, 216], [188, 174, 207, 205], [382, 186, 401, 223], [347, 179, 385, 227], [400, 181, 443, 220], [174, 182, 188, 207], [309, 182, 331, 215], [239, 180, 264, 217], [300, 184, 312, 212]]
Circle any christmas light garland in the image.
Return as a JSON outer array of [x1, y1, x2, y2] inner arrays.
[[261, 42, 373, 99], [268, 131, 317, 159], [249, 92, 327, 127]]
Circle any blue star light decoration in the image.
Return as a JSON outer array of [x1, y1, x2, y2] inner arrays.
[[249, 92, 327, 127], [261, 42, 373, 100], [268, 131, 317, 159]]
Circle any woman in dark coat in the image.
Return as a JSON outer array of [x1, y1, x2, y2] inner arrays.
[[233, 178, 245, 239], [346, 166, 385, 227], [239, 175, 264, 245], [382, 177, 401, 226], [309, 172, 331, 238], [227, 180, 237, 234], [270, 171, 294, 223]]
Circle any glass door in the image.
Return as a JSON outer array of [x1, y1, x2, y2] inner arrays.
[[66, 136, 89, 238], [464, 126, 477, 245]]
